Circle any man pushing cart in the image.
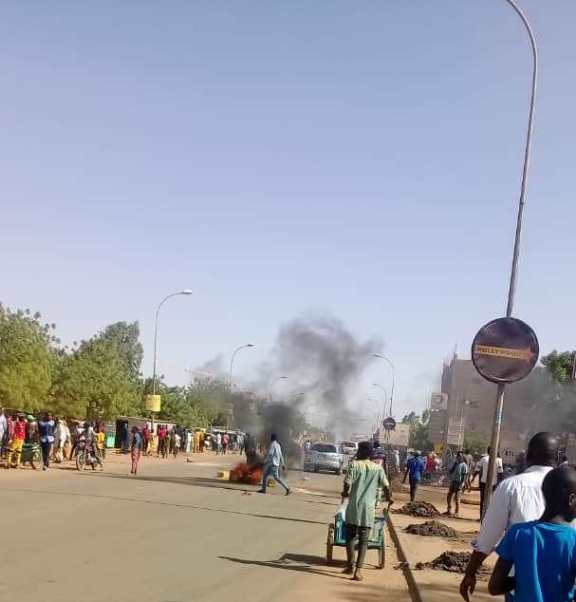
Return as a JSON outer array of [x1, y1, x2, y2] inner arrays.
[[336, 440, 392, 581]]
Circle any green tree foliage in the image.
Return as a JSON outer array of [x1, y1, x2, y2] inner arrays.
[[51, 338, 139, 419], [99, 321, 144, 382], [155, 384, 217, 428], [463, 433, 490, 456], [401, 411, 418, 425], [403, 411, 432, 451], [0, 305, 56, 412], [541, 350, 575, 383]]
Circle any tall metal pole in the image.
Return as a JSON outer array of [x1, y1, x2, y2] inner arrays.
[[374, 354, 395, 416], [229, 344, 254, 390], [483, 0, 538, 516], [152, 290, 192, 396]]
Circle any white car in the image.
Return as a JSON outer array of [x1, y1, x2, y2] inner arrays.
[[339, 441, 358, 456], [304, 443, 344, 475]]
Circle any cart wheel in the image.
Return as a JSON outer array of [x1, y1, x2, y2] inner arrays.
[[378, 544, 385, 569], [326, 525, 335, 565]]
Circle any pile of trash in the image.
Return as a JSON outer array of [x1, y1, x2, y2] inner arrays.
[[397, 501, 440, 518], [416, 551, 478, 574], [405, 520, 457, 538]]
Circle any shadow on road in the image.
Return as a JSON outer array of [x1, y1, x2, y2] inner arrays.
[[2, 484, 328, 526], [219, 552, 346, 579]]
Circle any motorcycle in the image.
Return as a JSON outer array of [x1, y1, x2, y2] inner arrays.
[[75, 438, 102, 471]]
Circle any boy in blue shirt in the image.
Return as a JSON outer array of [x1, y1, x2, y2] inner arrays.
[[489, 465, 576, 602]]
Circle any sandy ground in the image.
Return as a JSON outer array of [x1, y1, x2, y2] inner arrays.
[[0, 452, 409, 602], [390, 480, 494, 602]]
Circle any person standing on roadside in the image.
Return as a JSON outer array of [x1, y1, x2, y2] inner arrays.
[[342, 441, 392, 582], [446, 451, 468, 516], [10, 414, 27, 468], [403, 451, 425, 502], [38, 413, 55, 471], [460, 432, 558, 602], [474, 447, 504, 519], [142, 424, 150, 456], [95, 426, 106, 460], [0, 408, 7, 452], [130, 426, 143, 475], [258, 434, 291, 496]]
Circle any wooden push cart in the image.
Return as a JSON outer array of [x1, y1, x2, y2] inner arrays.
[[326, 510, 388, 569]]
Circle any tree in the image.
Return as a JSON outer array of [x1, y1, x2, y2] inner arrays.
[[401, 411, 418, 426], [463, 433, 490, 456], [541, 350, 575, 383], [0, 305, 57, 412], [99, 321, 144, 382], [409, 416, 432, 452], [51, 337, 139, 419]]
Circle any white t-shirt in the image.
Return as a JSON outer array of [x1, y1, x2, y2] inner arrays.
[[477, 454, 503, 483]]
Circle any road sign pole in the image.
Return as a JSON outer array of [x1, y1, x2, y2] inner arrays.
[[481, 0, 538, 518], [482, 383, 505, 517]]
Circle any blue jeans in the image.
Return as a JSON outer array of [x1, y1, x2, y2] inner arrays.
[[261, 464, 289, 493]]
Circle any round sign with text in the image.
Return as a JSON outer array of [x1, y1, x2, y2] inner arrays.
[[471, 317, 539, 384], [382, 417, 396, 431]]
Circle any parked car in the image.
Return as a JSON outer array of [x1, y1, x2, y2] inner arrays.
[[304, 442, 344, 475], [339, 441, 358, 456]]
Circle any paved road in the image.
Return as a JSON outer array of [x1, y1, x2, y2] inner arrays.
[[0, 453, 408, 602]]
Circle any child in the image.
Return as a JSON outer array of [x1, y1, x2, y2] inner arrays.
[[489, 465, 576, 601]]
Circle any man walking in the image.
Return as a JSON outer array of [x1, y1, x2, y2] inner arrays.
[[38, 413, 55, 471], [403, 451, 425, 502], [258, 434, 291, 495], [130, 426, 143, 475], [446, 451, 468, 516], [342, 441, 391, 581], [474, 447, 504, 519], [460, 432, 558, 601]]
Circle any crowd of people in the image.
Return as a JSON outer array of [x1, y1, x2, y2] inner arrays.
[[124, 424, 246, 459], [0, 408, 106, 470]]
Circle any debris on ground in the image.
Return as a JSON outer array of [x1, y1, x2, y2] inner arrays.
[[397, 501, 440, 518], [405, 520, 457, 538], [416, 551, 489, 575]]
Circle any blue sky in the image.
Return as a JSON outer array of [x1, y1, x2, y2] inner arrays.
[[1, 1, 574, 423]]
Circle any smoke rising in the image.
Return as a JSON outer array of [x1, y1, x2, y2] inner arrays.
[[264, 315, 382, 444]]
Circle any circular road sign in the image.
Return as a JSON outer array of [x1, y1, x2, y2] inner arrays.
[[471, 317, 539, 384], [383, 417, 396, 431]]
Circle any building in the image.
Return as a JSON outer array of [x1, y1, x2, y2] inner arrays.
[[436, 353, 556, 462]]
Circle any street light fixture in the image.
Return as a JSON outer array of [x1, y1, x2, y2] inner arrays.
[[229, 344, 255, 390], [152, 289, 193, 396], [373, 354, 395, 416]]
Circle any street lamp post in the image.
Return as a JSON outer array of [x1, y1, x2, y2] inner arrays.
[[268, 376, 288, 403], [373, 354, 395, 416], [483, 0, 539, 516], [151, 289, 193, 397], [372, 383, 389, 418], [229, 344, 255, 390]]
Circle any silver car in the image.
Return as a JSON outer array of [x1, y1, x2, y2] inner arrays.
[[304, 442, 344, 475]]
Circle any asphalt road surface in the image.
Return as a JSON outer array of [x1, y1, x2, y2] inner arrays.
[[0, 453, 408, 602]]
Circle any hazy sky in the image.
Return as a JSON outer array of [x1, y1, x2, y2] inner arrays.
[[1, 1, 574, 423]]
